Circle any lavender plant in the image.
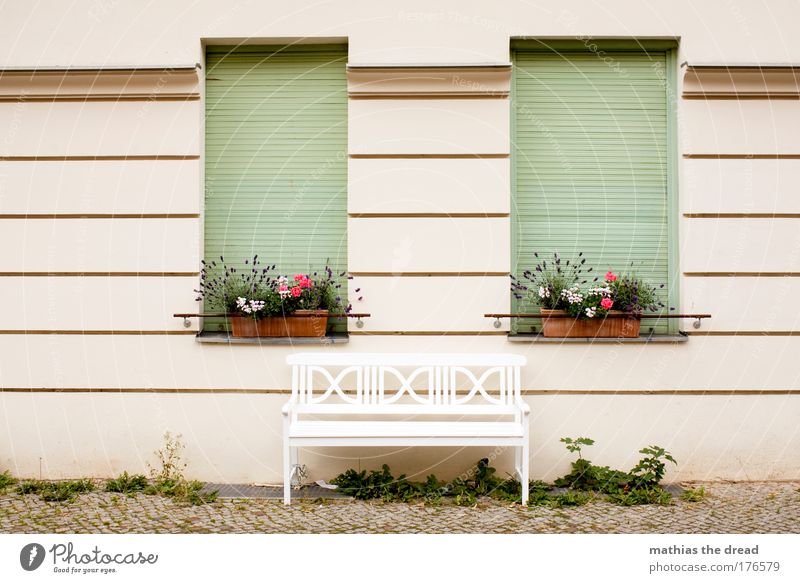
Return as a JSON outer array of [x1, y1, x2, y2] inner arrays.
[[195, 256, 355, 319], [511, 251, 591, 310]]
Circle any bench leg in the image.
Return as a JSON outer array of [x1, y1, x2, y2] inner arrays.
[[520, 443, 529, 505], [283, 417, 291, 505]]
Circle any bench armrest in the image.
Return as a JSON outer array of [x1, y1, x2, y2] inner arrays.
[[282, 396, 298, 416]]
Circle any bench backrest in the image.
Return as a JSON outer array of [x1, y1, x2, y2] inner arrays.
[[286, 353, 526, 407]]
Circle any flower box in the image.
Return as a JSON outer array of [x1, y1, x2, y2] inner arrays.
[[229, 310, 329, 338], [540, 309, 640, 338], [512, 251, 667, 339], [195, 256, 361, 339]]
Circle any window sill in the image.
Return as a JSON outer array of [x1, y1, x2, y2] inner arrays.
[[194, 332, 349, 345], [507, 333, 688, 344]]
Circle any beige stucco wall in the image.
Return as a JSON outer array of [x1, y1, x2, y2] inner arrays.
[[1, 0, 799, 483]]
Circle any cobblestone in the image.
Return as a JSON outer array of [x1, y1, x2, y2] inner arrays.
[[1, 482, 798, 534]]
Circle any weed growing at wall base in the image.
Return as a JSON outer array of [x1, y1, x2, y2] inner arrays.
[[0, 469, 18, 492], [16, 479, 95, 503], [331, 437, 679, 507]]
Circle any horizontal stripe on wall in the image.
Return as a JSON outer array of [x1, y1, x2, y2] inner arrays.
[[684, 272, 800, 277], [349, 272, 509, 277], [0, 95, 199, 103], [0, 330, 196, 335], [348, 213, 509, 218], [0, 213, 199, 219], [0, 272, 198, 277], [683, 154, 800, 159], [0, 66, 198, 73], [682, 93, 800, 100], [348, 92, 508, 99], [348, 331, 508, 336], [685, 331, 800, 336], [346, 65, 512, 71], [2, 387, 798, 396], [683, 213, 800, 219], [0, 155, 199, 161], [349, 153, 509, 159]]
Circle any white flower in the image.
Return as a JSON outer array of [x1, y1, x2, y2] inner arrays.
[[585, 307, 597, 318], [560, 285, 583, 304], [538, 286, 551, 299]]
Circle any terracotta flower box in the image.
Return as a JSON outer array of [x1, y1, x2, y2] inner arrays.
[[229, 310, 329, 338], [540, 309, 640, 338]]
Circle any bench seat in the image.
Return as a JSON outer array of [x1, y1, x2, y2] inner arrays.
[[289, 420, 525, 439]]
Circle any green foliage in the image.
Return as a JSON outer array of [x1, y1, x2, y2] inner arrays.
[[680, 486, 706, 503], [105, 472, 148, 495], [609, 272, 665, 314], [332, 459, 527, 506], [511, 251, 590, 310], [560, 437, 595, 458], [554, 437, 677, 506], [16, 479, 95, 503], [146, 432, 217, 506], [629, 445, 677, 489], [552, 490, 593, 507], [0, 470, 17, 492], [332, 439, 679, 509], [607, 488, 673, 506]]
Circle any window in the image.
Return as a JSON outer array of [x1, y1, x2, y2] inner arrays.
[[511, 41, 677, 334], [204, 44, 348, 329]]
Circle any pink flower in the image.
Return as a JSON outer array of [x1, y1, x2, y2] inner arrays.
[[279, 285, 288, 292], [600, 297, 614, 310], [605, 271, 617, 282], [293, 274, 304, 282], [291, 286, 302, 297], [299, 277, 312, 288]]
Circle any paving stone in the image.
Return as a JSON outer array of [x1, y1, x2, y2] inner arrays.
[[0, 481, 798, 534]]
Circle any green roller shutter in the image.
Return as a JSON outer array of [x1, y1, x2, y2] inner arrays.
[[204, 44, 348, 329], [512, 49, 671, 333]]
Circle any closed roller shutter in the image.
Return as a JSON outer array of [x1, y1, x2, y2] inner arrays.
[[204, 44, 348, 329], [512, 49, 670, 333]]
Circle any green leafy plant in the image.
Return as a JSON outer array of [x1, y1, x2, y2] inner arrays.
[[331, 459, 527, 506], [553, 437, 677, 505], [680, 486, 706, 503], [552, 490, 593, 507], [561, 436, 595, 457], [16, 479, 95, 503], [629, 445, 677, 489], [0, 470, 17, 492], [608, 487, 673, 506], [145, 432, 217, 506], [105, 472, 148, 495], [609, 271, 666, 315]]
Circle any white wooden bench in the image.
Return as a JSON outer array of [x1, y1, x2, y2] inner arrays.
[[282, 352, 530, 504]]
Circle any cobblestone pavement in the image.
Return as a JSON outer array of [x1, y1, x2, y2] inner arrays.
[[1, 482, 798, 534]]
